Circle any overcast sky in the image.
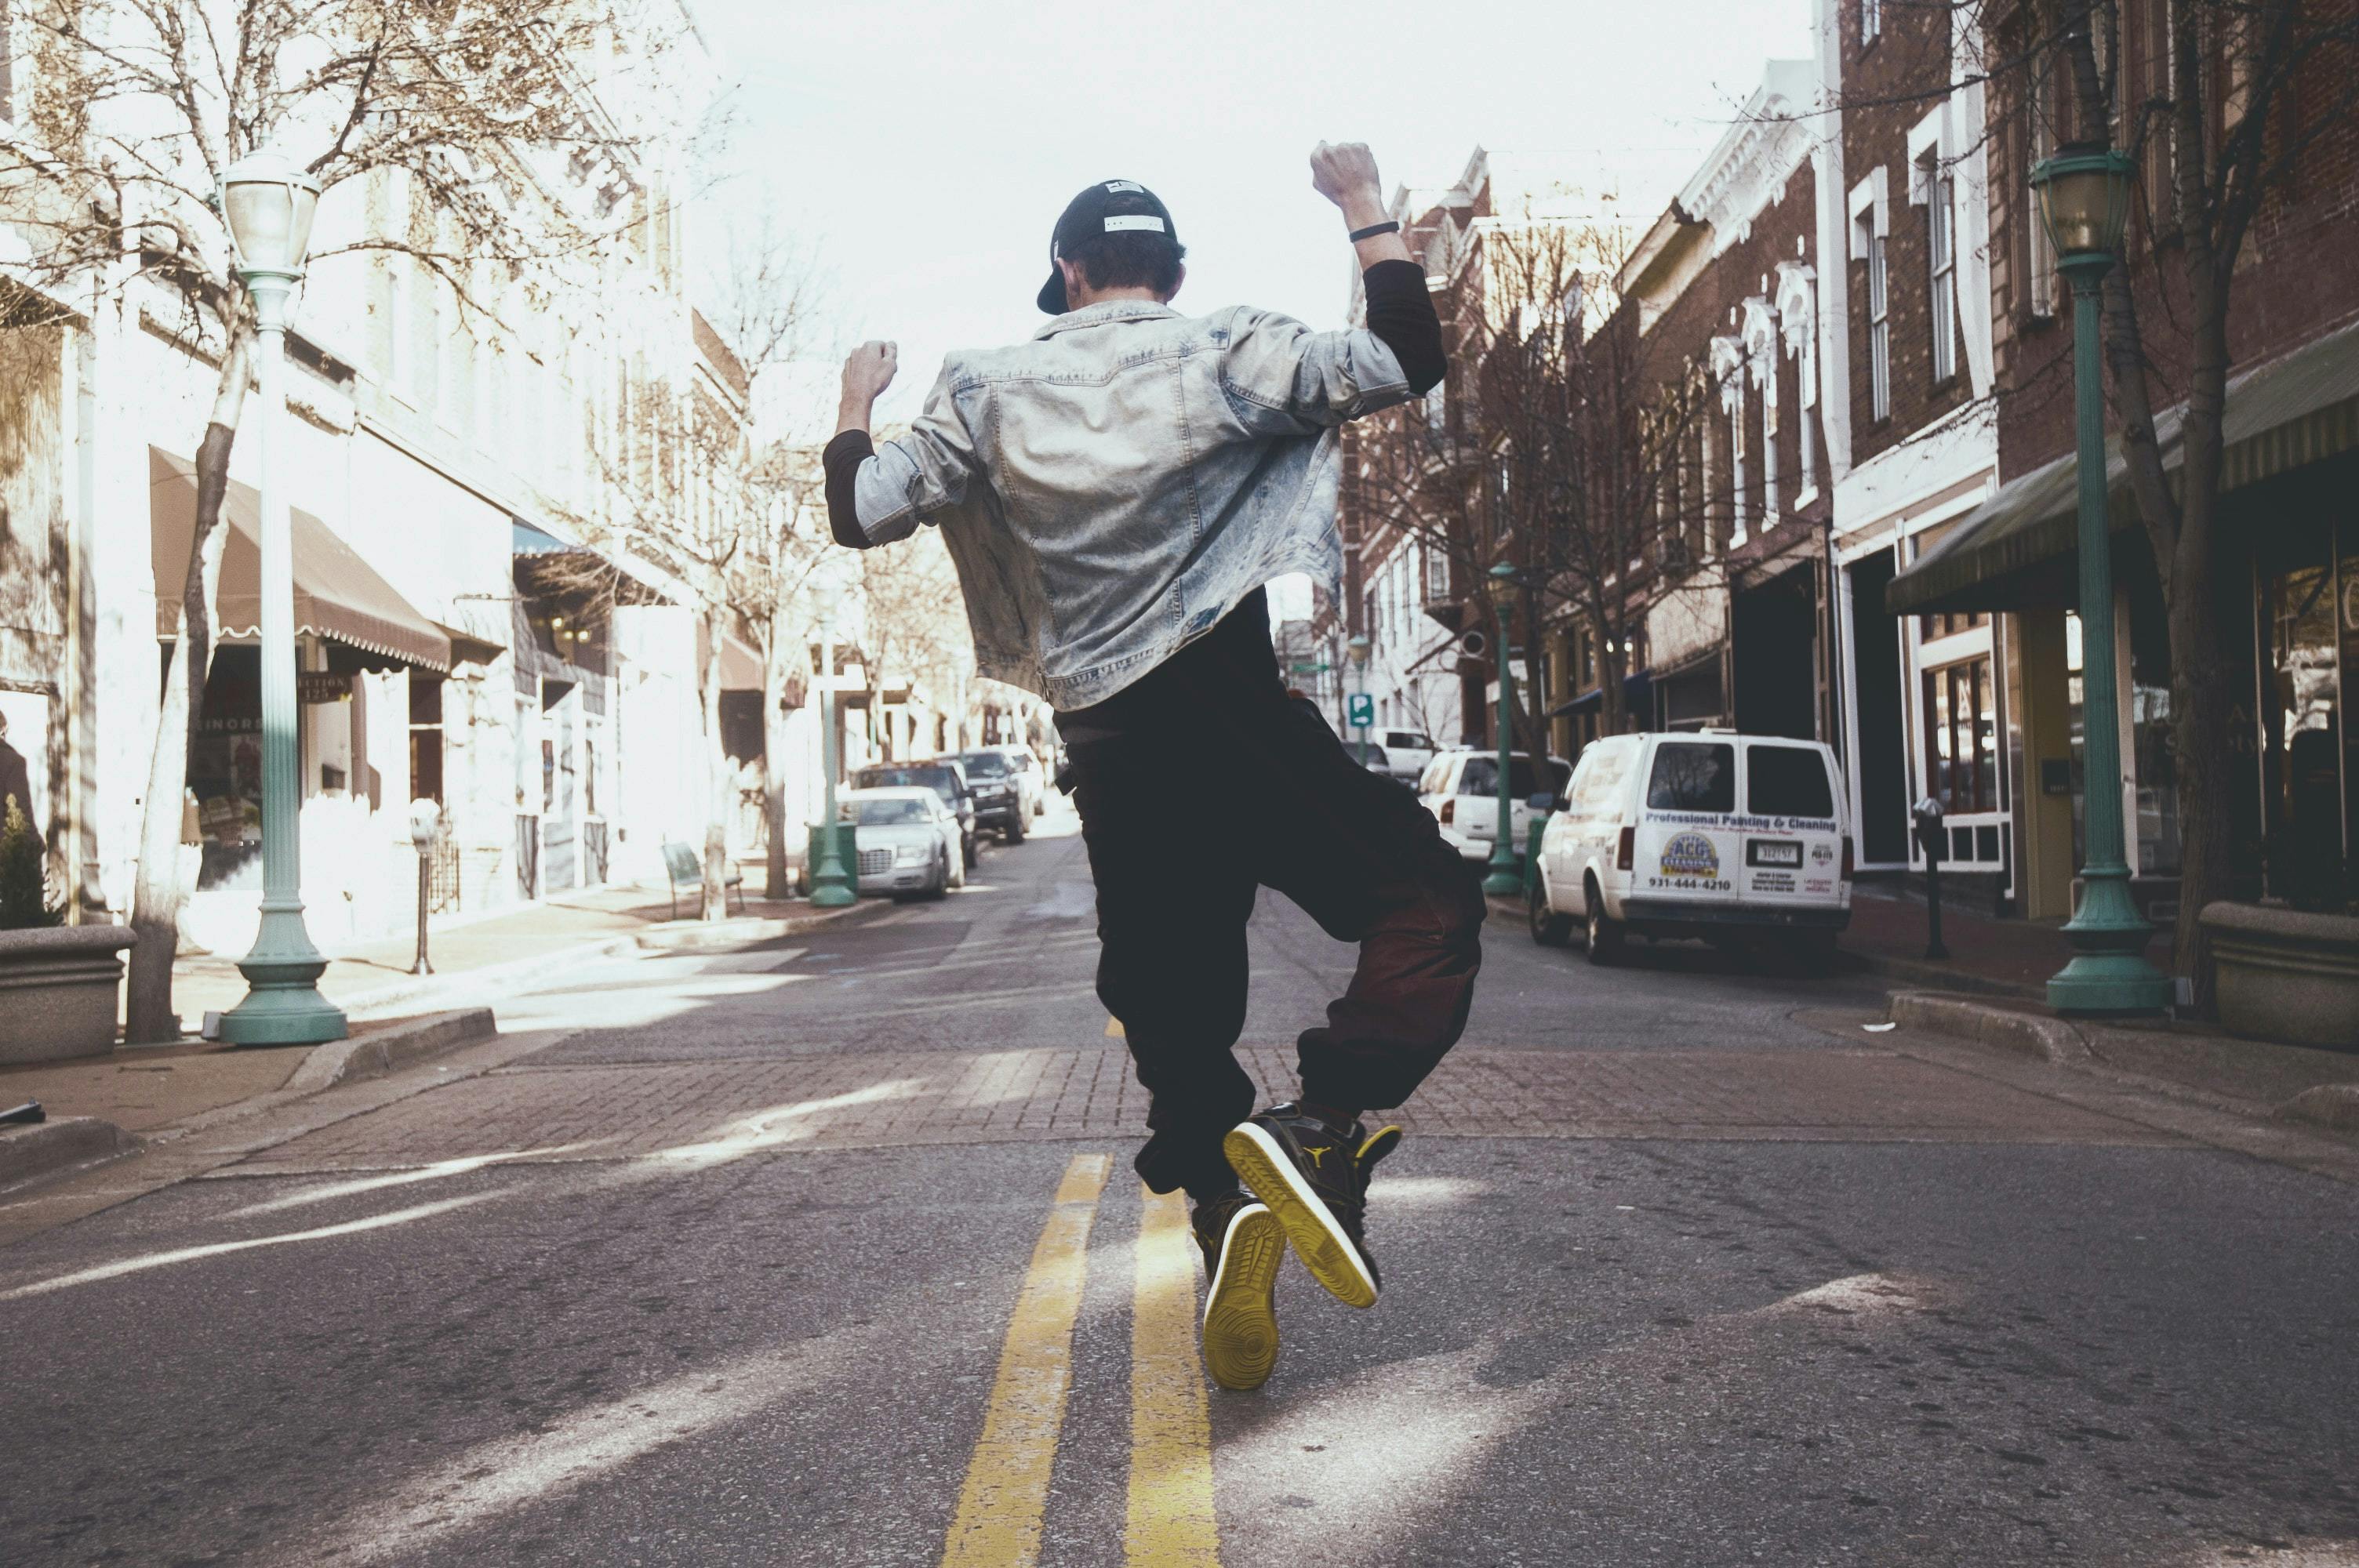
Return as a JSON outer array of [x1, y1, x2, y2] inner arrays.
[[692, 0, 1813, 442]]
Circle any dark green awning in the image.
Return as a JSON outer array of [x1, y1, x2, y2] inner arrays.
[[1888, 316, 2359, 615]]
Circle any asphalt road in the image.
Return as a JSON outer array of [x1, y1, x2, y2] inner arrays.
[[4, 799, 2356, 1566]]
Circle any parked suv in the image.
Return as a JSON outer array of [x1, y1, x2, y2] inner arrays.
[[956, 749, 1027, 843], [1375, 728, 1438, 784], [1528, 729, 1852, 967], [1417, 748, 1572, 865], [852, 759, 978, 869]]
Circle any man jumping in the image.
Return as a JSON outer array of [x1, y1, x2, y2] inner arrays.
[[823, 143, 1484, 1390]]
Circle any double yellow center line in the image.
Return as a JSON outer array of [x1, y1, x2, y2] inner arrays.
[[939, 1155, 1221, 1567]]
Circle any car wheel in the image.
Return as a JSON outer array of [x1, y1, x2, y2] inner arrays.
[[1583, 880, 1623, 965], [963, 837, 979, 869], [1004, 815, 1026, 845], [1528, 877, 1574, 946]]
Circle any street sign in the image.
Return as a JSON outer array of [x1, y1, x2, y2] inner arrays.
[[1289, 661, 1330, 675], [1347, 694, 1373, 728]]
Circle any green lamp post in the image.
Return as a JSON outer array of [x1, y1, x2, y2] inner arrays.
[[2033, 144, 2170, 1016], [1483, 562, 1522, 896], [214, 149, 345, 1047], [809, 584, 855, 907]]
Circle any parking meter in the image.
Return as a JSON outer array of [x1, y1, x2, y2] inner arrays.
[[408, 799, 440, 975], [1910, 797, 1949, 960]]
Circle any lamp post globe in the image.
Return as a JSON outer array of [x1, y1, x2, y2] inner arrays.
[[2030, 145, 2169, 1016], [213, 146, 343, 1046], [1484, 562, 1523, 896]]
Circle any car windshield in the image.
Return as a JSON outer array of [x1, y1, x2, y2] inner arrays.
[[1648, 742, 1736, 813], [1344, 742, 1388, 765], [860, 767, 949, 794], [855, 797, 933, 826], [1457, 757, 1569, 797], [1386, 732, 1436, 752], [1748, 746, 1835, 818], [959, 752, 1012, 778]]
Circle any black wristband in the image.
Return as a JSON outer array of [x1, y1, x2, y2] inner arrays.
[[1348, 220, 1401, 242]]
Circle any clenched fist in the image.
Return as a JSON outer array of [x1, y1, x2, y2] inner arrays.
[[1310, 141, 1383, 211], [841, 340, 898, 405]]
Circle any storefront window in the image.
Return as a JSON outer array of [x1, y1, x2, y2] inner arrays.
[[2128, 584, 2179, 877], [2066, 612, 2086, 868], [190, 648, 267, 890], [2260, 539, 2343, 907], [1921, 655, 1997, 814]]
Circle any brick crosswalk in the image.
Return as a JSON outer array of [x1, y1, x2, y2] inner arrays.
[[221, 1044, 2178, 1175]]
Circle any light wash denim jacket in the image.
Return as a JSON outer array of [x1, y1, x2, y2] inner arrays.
[[846, 299, 1412, 710]]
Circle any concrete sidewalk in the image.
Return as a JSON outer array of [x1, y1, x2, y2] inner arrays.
[[1838, 880, 2168, 998], [1, 879, 867, 1178]]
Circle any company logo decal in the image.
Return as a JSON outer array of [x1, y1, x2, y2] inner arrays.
[[1811, 842, 1835, 866], [1659, 832, 1720, 879]]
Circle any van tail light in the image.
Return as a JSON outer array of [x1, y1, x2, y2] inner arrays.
[[1841, 834, 1855, 880], [1439, 799, 1455, 826], [1616, 825, 1635, 872]]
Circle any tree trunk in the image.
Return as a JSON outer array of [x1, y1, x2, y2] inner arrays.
[[696, 604, 729, 921], [760, 612, 792, 902], [123, 335, 250, 1044]]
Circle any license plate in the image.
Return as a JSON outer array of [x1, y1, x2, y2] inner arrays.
[[1747, 840, 1802, 868]]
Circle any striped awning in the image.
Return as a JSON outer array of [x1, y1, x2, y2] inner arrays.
[[149, 448, 451, 672], [1888, 315, 2359, 615]]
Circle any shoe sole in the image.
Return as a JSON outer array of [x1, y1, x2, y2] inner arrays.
[[1223, 1123, 1379, 1309], [1201, 1203, 1284, 1391]]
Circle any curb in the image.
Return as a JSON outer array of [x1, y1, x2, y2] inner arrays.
[[322, 938, 638, 1017], [1852, 951, 2041, 1000], [2275, 1082, 2359, 1131], [0, 1116, 139, 1196], [282, 1008, 500, 1096], [1887, 991, 2090, 1065], [634, 898, 894, 953]]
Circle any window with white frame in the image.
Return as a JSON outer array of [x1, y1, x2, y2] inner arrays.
[[1867, 230, 1891, 421], [1728, 394, 1748, 543], [1861, 0, 1881, 41], [384, 263, 409, 394], [2026, 63, 2058, 318], [1925, 151, 1958, 383]]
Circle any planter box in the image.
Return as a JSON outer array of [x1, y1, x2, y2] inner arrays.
[[0, 925, 140, 1065], [2201, 901, 2359, 1053]]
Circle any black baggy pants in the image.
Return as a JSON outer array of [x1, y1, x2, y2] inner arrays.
[[1058, 597, 1486, 1203]]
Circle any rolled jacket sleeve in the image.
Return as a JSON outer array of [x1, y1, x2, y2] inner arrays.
[[825, 367, 982, 549], [1215, 305, 1412, 437]]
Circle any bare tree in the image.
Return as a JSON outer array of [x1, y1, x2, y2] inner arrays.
[[1, 0, 682, 1036], [1350, 217, 1734, 754], [1847, 0, 2359, 998], [855, 507, 976, 763], [2046, 0, 2359, 995]]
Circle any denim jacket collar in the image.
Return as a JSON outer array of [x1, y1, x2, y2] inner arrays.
[[1032, 299, 1180, 340]]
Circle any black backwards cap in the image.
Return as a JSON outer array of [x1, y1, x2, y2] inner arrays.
[[1037, 180, 1180, 314]]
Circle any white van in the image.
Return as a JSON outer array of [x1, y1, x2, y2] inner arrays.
[[1418, 747, 1574, 864], [1528, 730, 1852, 965]]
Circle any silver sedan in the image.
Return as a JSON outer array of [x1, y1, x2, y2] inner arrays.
[[840, 786, 963, 900]]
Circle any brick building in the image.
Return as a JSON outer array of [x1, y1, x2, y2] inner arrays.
[[1887, 0, 2359, 921], [1609, 60, 1833, 746]]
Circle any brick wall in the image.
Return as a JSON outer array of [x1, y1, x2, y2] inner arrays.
[[1840, 0, 1975, 468], [1988, 0, 2359, 477]]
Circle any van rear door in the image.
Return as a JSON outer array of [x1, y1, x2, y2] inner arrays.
[[1738, 742, 1848, 909], [1632, 738, 1740, 903]]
